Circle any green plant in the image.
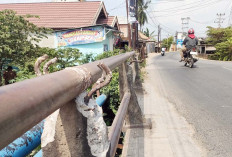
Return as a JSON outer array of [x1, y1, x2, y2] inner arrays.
[[0, 9, 52, 85], [94, 49, 125, 125], [206, 26, 232, 60]]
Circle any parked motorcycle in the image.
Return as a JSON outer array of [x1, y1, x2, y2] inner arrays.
[[184, 48, 198, 68]]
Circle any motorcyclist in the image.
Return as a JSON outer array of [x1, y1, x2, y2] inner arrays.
[[161, 47, 166, 55], [179, 28, 198, 62]]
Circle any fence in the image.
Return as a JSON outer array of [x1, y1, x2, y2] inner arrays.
[[0, 51, 144, 157]]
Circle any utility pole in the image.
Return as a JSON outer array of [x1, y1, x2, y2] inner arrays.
[[126, 0, 132, 48], [214, 13, 225, 28], [135, 0, 138, 49], [157, 25, 161, 52], [181, 17, 190, 34], [229, 7, 232, 26]]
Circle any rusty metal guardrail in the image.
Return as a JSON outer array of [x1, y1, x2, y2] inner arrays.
[[0, 51, 135, 151], [107, 92, 131, 157]]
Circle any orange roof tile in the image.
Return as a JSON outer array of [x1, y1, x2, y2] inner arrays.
[[0, 2, 108, 29], [97, 16, 114, 26]]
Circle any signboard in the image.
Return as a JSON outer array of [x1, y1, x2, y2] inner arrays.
[[55, 27, 104, 47], [177, 39, 183, 49], [128, 0, 137, 23]]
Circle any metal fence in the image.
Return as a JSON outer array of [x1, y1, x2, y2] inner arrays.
[[0, 51, 135, 157]]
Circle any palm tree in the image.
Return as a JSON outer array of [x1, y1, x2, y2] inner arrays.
[[143, 27, 155, 39], [138, 0, 151, 30]]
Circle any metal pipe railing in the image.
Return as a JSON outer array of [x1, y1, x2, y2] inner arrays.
[[0, 51, 135, 150], [107, 92, 131, 157]]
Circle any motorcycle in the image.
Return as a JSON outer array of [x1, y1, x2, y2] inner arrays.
[[184, 48, 198, 68], [161, 50, 165, 56]]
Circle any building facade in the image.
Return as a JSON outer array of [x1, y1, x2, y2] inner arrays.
[[0, 1, 119, 54]]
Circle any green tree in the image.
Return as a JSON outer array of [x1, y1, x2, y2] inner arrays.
[[162, 36, 173, 51], [143, 27, 155, 40], [94, 49, 126, 125], [214, 37, 232, 61], [206, 26, 232, 45], [0, 9, 51, 85], [206, 26, 232, 60], [15, 47, 82, 82], [137, 0, 151, 30]]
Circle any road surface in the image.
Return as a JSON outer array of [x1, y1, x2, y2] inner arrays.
[[148, 52, 232, 157]]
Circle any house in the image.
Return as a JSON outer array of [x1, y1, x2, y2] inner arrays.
[[116, 16, 130, 49], [0, 1, 120, 55], [197, 38, 216, 54]]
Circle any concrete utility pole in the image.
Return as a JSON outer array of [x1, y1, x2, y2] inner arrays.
[[181, 17, 190, 34], [229, 7, 232, 26], [135, 0, 138, 49], [157, 25, 161, 52], [126, 0, 132, 48], [214, 13, 225, 28]]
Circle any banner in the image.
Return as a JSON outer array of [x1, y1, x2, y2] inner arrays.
[[55, 27, 104, 47], [177, 39, 183, 48], [129, 0, 137, 23]]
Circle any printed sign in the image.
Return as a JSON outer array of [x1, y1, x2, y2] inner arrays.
[[56, 27, 104, 47], [129, 0, 137, 23], [177, 39, 183, 48]]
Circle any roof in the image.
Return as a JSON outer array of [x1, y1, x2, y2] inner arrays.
[[0, 1, 109, 29], [97, 16, 118, 28], [138, 31, 149, 41], [206, 46, 216, 51]]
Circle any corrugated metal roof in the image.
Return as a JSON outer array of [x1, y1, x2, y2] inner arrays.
[[0, 2, 108, 29], [138, 31, 149, 40]]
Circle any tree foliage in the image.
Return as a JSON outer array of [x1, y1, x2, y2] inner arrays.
[[206, 26, 232, 60], [161, 36, 174, 50], [143, 27, 155, 40], [138, 0, 151, 30], [0, 9, 52, 85], [94, 49, 126, 125], [14, 47, 82, 82], [213, 37, 232, 61], [206, 26, 232, 45]]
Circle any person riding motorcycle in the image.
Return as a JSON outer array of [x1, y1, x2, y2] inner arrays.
[[179, 28, 198, 62]]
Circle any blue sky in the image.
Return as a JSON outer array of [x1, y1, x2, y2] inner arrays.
[[1, 0, 232, 39]]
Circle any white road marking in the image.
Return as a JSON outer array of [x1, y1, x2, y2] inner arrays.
[[221, 105, 231, 108], [223, 67, 232, 71]]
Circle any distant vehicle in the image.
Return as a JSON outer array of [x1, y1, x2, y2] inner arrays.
[[161, 48, 165, 56], [184, 48, 198, 68]]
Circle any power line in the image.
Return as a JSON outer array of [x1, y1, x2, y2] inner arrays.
[[229, 7, 232, 26], [181, 17, 190, 33], [190, 18, 214, 24], [146, 8, 176, 34], [150, 0, 214, 13], [151, 0, 226, 17]]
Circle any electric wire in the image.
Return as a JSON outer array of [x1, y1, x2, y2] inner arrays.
[[150, 0, 227, 17]]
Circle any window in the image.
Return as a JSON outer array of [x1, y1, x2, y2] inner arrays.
[[104, 44, 108, 52]]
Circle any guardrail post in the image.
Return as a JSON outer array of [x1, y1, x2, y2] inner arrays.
[[42, 100, 93, 157], [119, 61, 144, 125]]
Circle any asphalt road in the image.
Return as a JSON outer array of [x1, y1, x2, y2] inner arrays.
[[149, 52, 232, 157]]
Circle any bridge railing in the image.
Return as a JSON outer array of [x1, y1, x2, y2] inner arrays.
[[0, 51, 144, 157]]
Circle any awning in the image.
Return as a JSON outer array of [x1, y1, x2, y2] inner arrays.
[[206, 46, 216, 51]]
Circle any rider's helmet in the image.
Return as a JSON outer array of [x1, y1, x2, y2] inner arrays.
[[188, 28, 194, 34]]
